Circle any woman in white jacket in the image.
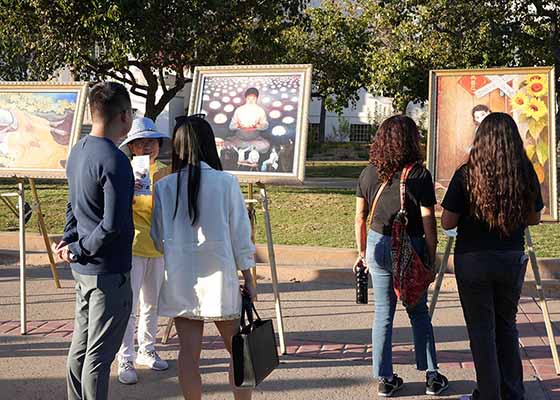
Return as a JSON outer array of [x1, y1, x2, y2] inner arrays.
[[151, 115, 255, 400]]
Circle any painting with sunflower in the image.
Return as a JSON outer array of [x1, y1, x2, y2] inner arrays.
[[428, 67, 557, 220]]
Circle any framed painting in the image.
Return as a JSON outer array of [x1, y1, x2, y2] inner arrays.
[[427, 67, 557, 221], [0, 82, 89, 179], [188, 64, 313, 184]]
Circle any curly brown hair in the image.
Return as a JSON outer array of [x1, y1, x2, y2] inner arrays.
[[369, 115, 423, 181], [467, 112, 538, 237]]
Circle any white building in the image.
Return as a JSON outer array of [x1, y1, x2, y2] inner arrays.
[[308, 89, 394, 142]]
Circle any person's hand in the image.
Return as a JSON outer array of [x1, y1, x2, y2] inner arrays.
[[353, 255, 368, 274], [134, 179, 143, 191], [242, 282, 257, 302], [52, 241, 72, 263], [52, 241, 66, 259], [59, 246, 72, 263]]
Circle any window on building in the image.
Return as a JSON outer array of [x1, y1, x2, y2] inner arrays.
[[350, 124, 373, 143], [308, 123, 320, 142]]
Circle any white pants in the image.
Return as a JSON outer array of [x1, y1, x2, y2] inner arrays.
[[118, 255, 164, 362]]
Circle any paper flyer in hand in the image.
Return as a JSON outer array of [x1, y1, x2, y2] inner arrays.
[[132, 155, 151, 196]]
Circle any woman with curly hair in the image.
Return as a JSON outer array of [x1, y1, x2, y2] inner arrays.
[[442, 113, 542, 400], [354, 115, 448, 396]]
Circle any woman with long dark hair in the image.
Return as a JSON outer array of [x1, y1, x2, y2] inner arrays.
[[442, 113, 542, 400], [354, 115, 448, 396], [151, 115, 255, 400]]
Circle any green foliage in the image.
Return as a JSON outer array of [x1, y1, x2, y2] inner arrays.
[[0, 0, 308, 117], [281, 0, 372, 113], [1, 177, 559, 257], [362, 0, 560, 113], [331, 114, 351, 142], [307, 141, 369, 161]]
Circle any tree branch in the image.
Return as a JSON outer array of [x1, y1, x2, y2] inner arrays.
[[128, 60, 158, 91], [152, 66, 190, 117], [158, 67, 169, 94]]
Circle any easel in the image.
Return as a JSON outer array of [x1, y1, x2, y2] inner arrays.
[[160, 182, 287, 355], [1, 180, 27, 334], [429, 228, 560, 375], [1, 178, 61, 288], [253, 182, 287, 355], [0, 178, 62, 334]]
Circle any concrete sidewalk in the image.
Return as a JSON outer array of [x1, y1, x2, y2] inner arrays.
[[0, 261, 559, 399]]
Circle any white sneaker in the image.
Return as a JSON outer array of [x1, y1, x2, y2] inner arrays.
[[136, 350, 169, 371], [118, 360, 138, 384]]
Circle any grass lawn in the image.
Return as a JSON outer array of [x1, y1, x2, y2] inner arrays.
[[1, 162, 559, 258], [305, 160, 368, 178]]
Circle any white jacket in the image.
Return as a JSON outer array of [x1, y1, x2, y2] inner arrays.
[[151, 162, 255, 320]]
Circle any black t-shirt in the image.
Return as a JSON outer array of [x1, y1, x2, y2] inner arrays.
[[441, 164, 544, 254], [356, 164, 437, 237]]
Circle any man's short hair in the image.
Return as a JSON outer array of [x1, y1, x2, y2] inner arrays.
[[89, 82, 131, 122], [244, 87, 259, 98]]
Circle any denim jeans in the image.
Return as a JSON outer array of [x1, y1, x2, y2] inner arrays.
[[455, 251, 528, 400], [366, 230, 438, 378]]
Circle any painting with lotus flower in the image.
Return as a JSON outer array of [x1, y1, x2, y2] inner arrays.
[[188, 64, 313, 184], [428, 67, 557, 220]]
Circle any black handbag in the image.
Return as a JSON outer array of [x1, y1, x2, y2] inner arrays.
[[232, 294, 279, 388]]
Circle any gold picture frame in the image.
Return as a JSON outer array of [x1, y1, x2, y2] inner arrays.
[[0, 81, 89, 179], [188, 64, 313, 184], [427, 66, 557, 221]]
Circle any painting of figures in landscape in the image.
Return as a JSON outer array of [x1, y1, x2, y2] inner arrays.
[[189, 65, 312, 184], [428, 67, 557, 220], [0, 83, 88, 179]]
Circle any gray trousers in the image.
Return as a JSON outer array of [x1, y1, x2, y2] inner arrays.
[[67, 269, 132, 400]]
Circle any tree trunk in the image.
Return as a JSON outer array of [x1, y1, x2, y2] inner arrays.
[[144, 98, 158, 120], [318, 96, 327, 143]]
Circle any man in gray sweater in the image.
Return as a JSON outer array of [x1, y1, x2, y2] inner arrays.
[[55, 81, 135, 400]]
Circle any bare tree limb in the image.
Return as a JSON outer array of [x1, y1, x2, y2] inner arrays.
[[158, 67, 169, 94]]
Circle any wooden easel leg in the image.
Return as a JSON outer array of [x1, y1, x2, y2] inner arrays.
[[28, 179, 61, 289], [0, 195, 19, 217], [429, 236, 454, 318], [526, 228, 560, 375], [247, 183, 258, 298], [258, 184, 287, 355], [161, 317, 174, 344]]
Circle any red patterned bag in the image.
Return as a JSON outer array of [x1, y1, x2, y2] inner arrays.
[[391, 164, 436, 307]]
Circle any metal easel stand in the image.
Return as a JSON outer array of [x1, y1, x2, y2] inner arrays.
[[526, 227, 560, 375], [1, 180, 27, 334], [256, 182, 287, 355], [429, 234, 455, 318], [429, 228, 560, 375]]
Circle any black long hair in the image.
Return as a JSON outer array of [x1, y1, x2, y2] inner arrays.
[[467, 112, 538, 236], [171, 115, 223, 224]]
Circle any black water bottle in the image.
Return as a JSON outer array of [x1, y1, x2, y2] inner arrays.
[[355, 260, 369, 304]]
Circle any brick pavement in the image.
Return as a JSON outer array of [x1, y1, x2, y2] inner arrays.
[[1, 294, 559, 398], [0, 260, 557, 399]]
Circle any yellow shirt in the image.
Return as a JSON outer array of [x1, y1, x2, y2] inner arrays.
[[132, 161, 165, 258]]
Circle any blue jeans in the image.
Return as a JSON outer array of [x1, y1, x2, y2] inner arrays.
[[455, 251, 527, 400], [366, 230, 438, 378]]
